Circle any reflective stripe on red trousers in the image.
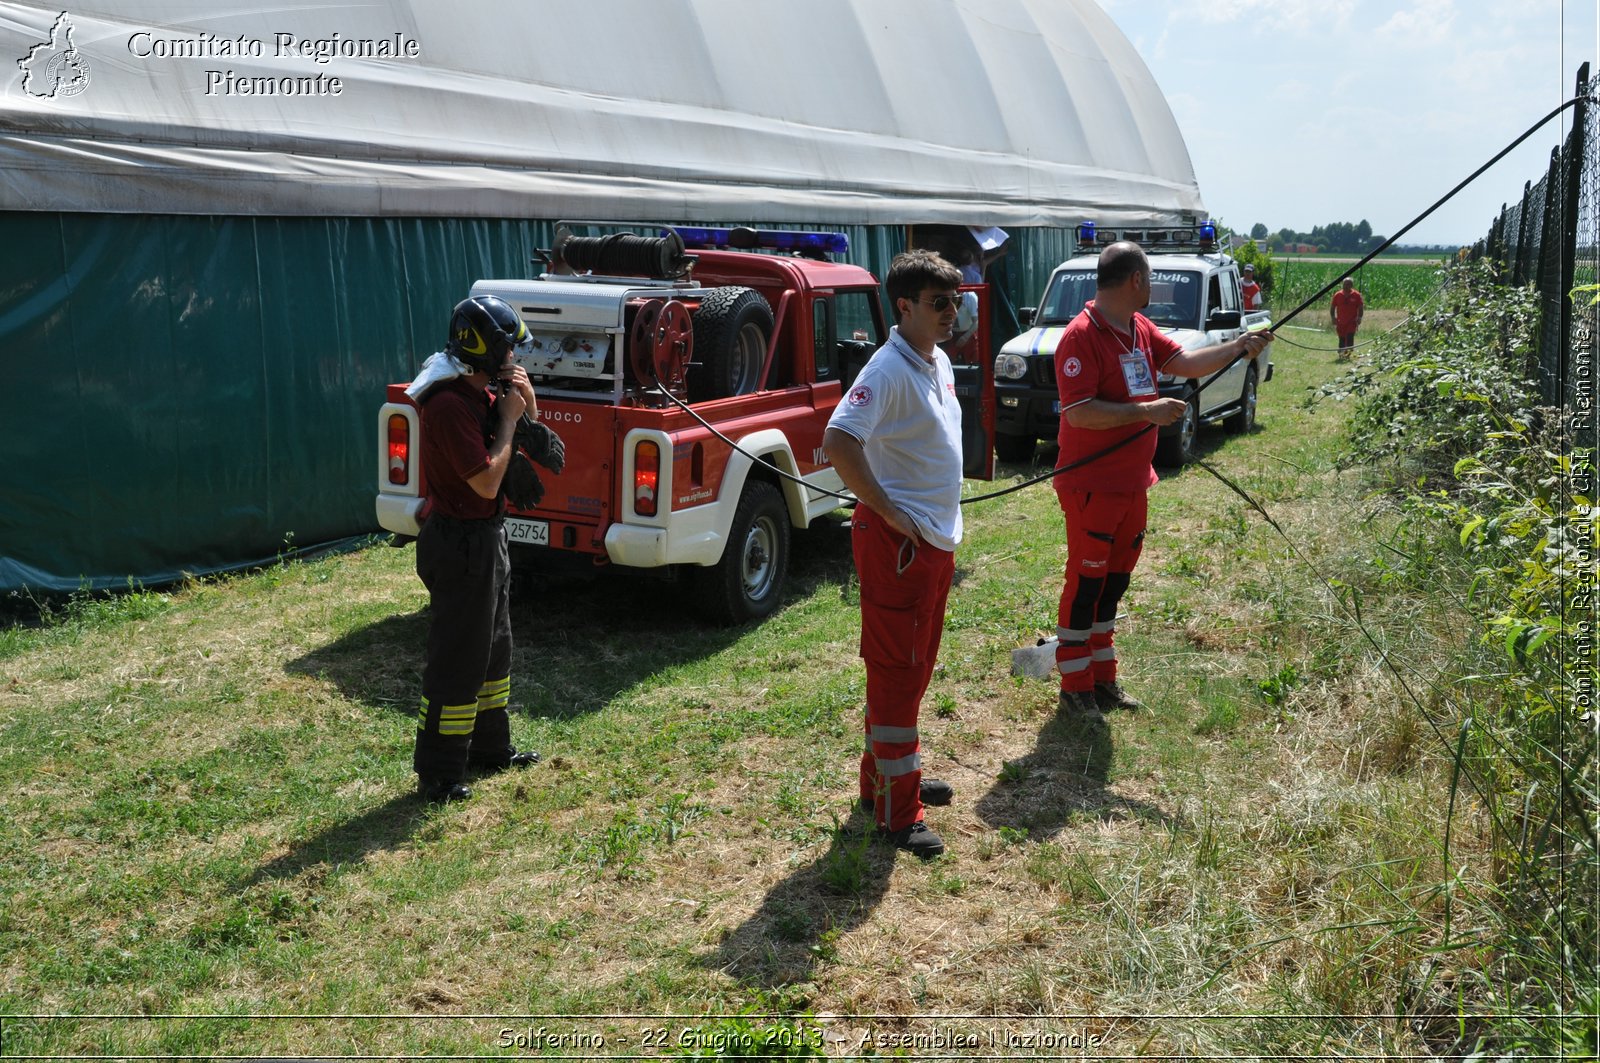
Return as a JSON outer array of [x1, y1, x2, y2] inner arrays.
[[1054, 487, 1147, 692], [852, 507, 954, 831]]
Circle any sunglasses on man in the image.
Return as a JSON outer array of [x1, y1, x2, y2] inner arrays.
[[909, 294, 963, 312]]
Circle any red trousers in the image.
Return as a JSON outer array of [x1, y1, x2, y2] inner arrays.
[[1054, 488, 1147, 692], [852, 507, 954, 831]]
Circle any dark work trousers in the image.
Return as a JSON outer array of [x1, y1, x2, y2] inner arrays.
[[1054, 487, 1147, 692], [413, 513, 516, 784], [852, 507, 955, 832]]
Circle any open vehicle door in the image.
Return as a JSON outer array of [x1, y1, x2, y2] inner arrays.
[[947, 285, 995, 481]]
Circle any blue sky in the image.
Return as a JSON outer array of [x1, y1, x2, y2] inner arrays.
[[1098, 0, 1598, 245]]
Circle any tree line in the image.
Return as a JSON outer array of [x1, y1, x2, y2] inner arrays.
[[1248, 220, 1389, 254]]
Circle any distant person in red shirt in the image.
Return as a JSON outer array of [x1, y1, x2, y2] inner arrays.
[[1330, 277, 1365, 359], [1051, 242, 1273, 717], [1240, 264, 1263, 310]]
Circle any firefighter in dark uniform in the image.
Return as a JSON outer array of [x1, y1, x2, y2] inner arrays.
[[411, 295, 562, 803]]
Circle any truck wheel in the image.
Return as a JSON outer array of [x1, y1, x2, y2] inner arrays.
[[692, 479, 790, 624], [1154, 392, 1199, 467], [1223, 365, 1258, 435], [995, 432, 1036, 463], [688, 287, 774, 402]]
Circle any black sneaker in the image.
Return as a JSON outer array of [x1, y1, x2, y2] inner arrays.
[[418, 778, 472, 803], [879, 821, 946, 859], [1058, 688, 1104, 718], [859, 778, 954, 811], [1094, 682, 1143, 711]]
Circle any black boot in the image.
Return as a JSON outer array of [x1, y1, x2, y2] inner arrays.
[[418, 777, 472, 803]]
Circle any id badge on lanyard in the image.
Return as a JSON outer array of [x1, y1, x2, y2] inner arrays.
[[1120, 348, 1157, 397]]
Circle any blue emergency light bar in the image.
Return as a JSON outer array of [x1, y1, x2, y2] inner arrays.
[[670, 226, 850, 256], [1074, 219, 1220, 253]]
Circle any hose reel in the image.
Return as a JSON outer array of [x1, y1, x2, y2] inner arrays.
[[628, 298, 694, 396]]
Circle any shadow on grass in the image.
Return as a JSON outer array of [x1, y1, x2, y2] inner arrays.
[[974, 710, 1169, 838], [240, 793, 429, 888], [704, 803, 897, 990], [285, 520, 856, 723]]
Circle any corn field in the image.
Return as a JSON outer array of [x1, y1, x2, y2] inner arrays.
[[1271, 256, 1449, 312]]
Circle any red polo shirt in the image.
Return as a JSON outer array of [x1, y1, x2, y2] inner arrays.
[[419, 377, 502, 519], [1053, 301, 1182, 491], [1332, 288, 1364, 331]]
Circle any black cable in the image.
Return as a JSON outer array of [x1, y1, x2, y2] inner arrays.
[[637, 91, 1595, 513], [966, 90, 1595, 506], [654, 385, 857, 504]]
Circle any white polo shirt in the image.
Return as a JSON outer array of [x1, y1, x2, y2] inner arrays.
[[827, 327, 965, 552]]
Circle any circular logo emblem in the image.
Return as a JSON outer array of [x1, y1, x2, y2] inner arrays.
[[45, 50, 91, 97], [1062, 357, 1082, 378], [847, 384, 873, 407]]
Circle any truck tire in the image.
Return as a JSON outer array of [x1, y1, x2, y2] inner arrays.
[[692, 479, 790, 624], [995, 432, 1036, 464], [1154, 391, 1199, 467], [688, 287, 775, 402], [1223, 364, 1258, 435]]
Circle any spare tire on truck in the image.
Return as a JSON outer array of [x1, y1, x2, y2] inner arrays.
[[687, 286, 774, 402]]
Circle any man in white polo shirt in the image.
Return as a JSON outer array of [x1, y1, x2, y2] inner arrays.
[[823, 250, 966, 859]]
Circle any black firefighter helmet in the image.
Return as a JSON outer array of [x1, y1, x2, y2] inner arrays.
[[446, 295, 530, 373]]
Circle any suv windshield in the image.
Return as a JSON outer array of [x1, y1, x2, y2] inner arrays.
[[1035, 270, 1095, 326], [1145, 269, 1202, 329], [1035, 267, 1203, 330]]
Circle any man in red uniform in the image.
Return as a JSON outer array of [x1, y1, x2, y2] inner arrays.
[[1240, 264, 1263, 310], [1053, 242, 1273, 716], [411, 296, 559, 802], [824, 250, 966, 858], [1330, 277, 1364, 359]]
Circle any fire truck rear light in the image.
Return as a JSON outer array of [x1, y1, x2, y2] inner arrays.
[[387, 414, 410, 485], [634, 440, 660, 517]]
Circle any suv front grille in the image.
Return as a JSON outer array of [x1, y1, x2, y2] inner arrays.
[[1028, 357, 1056, 387]]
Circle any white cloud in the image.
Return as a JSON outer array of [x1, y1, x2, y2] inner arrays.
[[1377, 0, 1458, 45], [1165, 0, 1355, 33]]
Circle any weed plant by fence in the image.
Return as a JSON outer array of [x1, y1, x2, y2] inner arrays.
[[1468, 64, 1599, 409]]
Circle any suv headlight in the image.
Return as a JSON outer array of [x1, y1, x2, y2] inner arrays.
[[994, 353, 1028, 380]]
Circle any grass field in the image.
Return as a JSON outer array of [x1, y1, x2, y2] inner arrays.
[[0, 310, 1506, 1058]]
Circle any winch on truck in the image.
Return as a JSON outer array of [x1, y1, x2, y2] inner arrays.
[[378, 225, 921, 623], [992, 222, 1273, 467]]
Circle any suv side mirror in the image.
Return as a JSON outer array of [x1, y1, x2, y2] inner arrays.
[[1019, 306, 1037, 328], [1207, 309, 1242, 330]]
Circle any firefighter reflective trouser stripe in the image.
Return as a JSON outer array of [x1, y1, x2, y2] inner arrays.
[[1053, 488, 1147, 693], [413, 513, 513, 783], [852, 507, 955, 832]]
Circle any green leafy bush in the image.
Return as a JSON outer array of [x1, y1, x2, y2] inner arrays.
[[1326, 261, 1595, 1058], [1229, 239, 1276, 294]]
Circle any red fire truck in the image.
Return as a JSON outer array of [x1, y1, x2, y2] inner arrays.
[[377, 226, 993, 623]]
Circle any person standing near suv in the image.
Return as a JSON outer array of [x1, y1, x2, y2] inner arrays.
[[408, 296, 553, 803], [1240, 263, 1263, 310], [823, 250, 965, 859], [1053, 242, 1273, 717]]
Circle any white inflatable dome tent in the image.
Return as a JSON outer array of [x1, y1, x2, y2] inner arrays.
[[0, 0, 1205, 591]]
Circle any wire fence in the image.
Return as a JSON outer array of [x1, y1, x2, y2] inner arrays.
[[1467, 64, 1598, 412]]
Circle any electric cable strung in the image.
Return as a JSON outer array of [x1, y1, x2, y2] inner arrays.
[[649, 92, 1595, 510]]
